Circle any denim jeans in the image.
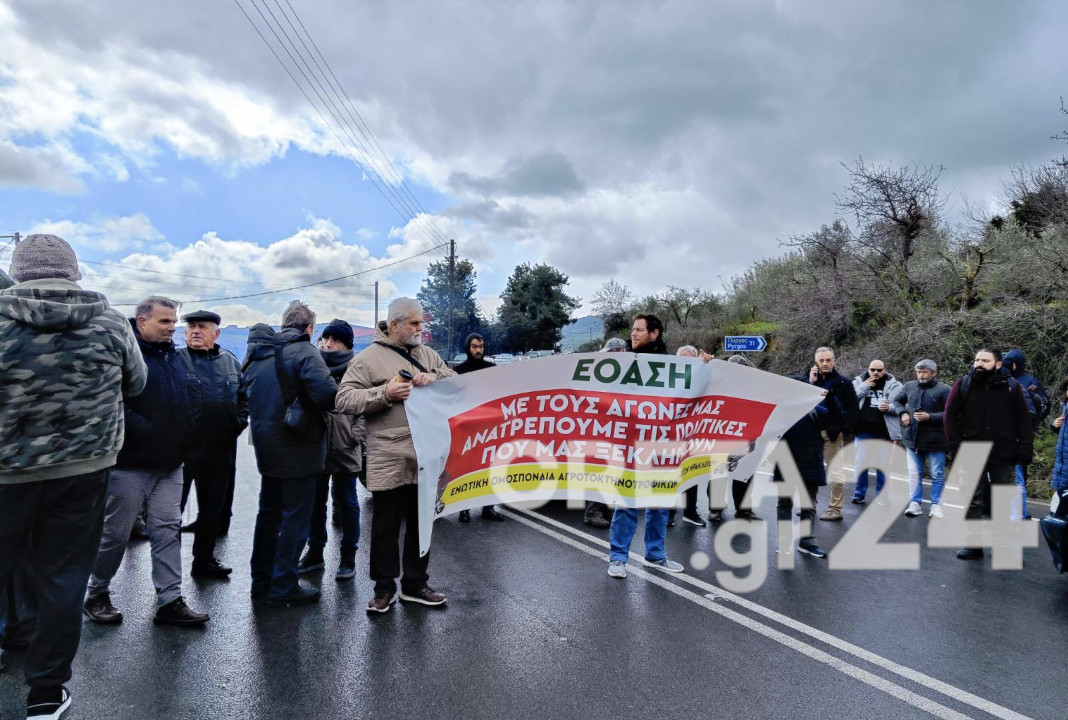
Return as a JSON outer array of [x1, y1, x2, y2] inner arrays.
[[250, 475, 317, 598], [905, 448, 946, 505], [609, 508, 669, 564], [88, 466, 185, 607], [1013, 464, 1032, 519], [309, 472, 361, 552], [853, 434, 892, 500], [0, 469, 109, 691]]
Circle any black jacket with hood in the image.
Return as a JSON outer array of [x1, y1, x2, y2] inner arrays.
[[455, 333, 496, 374], [242, 324, 337, 478]]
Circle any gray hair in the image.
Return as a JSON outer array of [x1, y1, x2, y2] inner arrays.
[[915, 359, 938, 372], [676, 345, 699, 357], [281, 300, 316, 331], [814, 346, 835, 358], [727, 355, 749, 365], [387, 297, 423, 326], [135, 296, 179, 320]]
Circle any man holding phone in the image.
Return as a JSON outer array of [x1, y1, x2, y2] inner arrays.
[[336, 298, 456, 614]]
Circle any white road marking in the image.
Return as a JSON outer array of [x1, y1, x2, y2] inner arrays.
[[504, 506, 1035, 720]]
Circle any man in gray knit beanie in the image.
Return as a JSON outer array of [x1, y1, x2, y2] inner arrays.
[[8, 234, 82, 283]]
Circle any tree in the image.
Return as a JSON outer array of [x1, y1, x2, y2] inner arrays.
[[416, 257, 483, 357], [590, 279, 633, 336], [497, 263, 580, 352]]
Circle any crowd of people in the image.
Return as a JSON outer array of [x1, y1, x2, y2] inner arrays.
[[2, 233, 1067, 719]]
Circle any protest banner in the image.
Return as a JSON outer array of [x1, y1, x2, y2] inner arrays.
[[407, 353, 824, 554]]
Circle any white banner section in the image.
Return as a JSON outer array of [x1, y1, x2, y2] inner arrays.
[[407, 353, 824, 554]]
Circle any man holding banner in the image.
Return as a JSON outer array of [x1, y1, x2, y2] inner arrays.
[[336, 298, 455, 613], [606, 314, 685, 578]]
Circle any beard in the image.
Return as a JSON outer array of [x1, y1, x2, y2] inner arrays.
[[405, 333, 422, 347], [972, 366, 995, 382]]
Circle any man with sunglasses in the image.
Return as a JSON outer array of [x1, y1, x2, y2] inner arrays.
[[850, 360, 902, 504]]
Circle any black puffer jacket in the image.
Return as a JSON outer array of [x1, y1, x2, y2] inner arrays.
[[117, 321, 193, 472], [891, 379, 951, 452], [243, 325, 337, 478], [179, 344, 249, 466], [321, 347, 366, 474]]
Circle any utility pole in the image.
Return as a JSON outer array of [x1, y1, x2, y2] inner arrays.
[[0, 232, 20, 246], [374, 281, 379, 327], [447, 238, 455, 358]]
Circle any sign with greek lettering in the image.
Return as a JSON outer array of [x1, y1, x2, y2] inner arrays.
[[406, 353, 824, 554]]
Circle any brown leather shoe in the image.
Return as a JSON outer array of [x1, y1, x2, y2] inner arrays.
[[399, 585, 447, 607], [83, 593, 123, 625], [819, 509, 843, 522], [367, 591, 398, 614]]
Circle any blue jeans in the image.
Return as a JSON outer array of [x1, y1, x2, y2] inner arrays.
[[309, 472, 361, 552], [905, 448, 946, 505], [853, 434, 891, 500], [609, 508, 669, 564], [250, 475, 317, 598], [1013, 464, 1031, 519]]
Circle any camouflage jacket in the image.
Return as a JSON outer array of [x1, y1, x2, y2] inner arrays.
[[0, 278, 147, 484]]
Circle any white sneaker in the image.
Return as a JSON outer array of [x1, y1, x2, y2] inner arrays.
[[607, 561, 627, 578], [643, 557, 684, 573], [929, 504, 943, 519], [904, 501, 922, 517]]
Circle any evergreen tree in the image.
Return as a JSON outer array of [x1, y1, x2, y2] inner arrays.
[[497, 263, 579, 351]]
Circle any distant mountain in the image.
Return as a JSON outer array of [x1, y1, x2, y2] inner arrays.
[[559, 315, 605, 351], [173, 322, 375, 359]]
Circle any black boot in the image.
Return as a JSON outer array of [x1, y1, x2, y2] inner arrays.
[[481, 506, 506, 522], [458, 509, 471, 523], [153, 597, 209, 627]]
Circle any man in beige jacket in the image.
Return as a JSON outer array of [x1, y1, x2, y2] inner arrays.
[[336, 297, 455, 613]]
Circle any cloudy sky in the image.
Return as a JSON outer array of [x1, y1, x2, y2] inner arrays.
[[1, 0, 1065, 327]]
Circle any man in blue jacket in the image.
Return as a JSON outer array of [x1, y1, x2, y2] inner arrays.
[[1001, 349, 1049, 520], [244, 301, 337, 606], [85, 296, 209, 627]]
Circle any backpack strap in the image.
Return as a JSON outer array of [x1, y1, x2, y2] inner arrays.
[[375, 342, 428, 373]]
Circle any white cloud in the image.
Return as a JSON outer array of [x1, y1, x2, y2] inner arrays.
[[30, 213, 163, 253]]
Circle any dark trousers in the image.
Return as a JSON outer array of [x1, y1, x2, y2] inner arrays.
[[668, 486, 700, 522], [1, 562, 37, 646], [584, 501, 611, 519], [370, 484, 429, 595], [181, 460, 233, 564], [710, 479, 749, 512], [250, 475, 316, 598], [0, 469, 109, 690], [309, 472, 361, 552], [777, 483, 820, 541], [965, 463, 1016, 519]]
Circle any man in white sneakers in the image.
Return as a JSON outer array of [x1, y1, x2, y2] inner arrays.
[[892, 360, 952, 518]]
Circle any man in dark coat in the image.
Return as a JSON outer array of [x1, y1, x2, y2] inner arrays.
[[177, 310, 248, 579], [944, 347, 1033, 560], [891, 359, 951, 518], [606, 314, 685, 579], [244, 301, 337, 604], [1001, 349, 1049, 520], [85, 296, 209, 627], [297, 319, 366, 581], [454, 333, 506, 523], [811, 347, 859, 521], [775, 375, 837, 558]]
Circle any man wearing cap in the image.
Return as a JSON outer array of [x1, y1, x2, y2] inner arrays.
[[1, 234, 147, 719], [453, 332, 507, 523], [177, 310, 248, 579], [892, 360, 951, 518]]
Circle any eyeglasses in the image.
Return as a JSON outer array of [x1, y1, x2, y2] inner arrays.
[[868, 368, 885, 373]]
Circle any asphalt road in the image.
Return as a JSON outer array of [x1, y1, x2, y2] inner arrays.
[[2, 438, 1066, 720]]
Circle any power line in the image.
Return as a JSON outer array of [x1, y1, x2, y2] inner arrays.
[[234, 0, 449, 251], [109, 240, 448, 306], [79, 258, 376, 290], [275, 0, 442, 239]]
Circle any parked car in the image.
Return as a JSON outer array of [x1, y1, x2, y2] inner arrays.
[[448, 353, 467, 369], [493, 353, 515, 365]]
